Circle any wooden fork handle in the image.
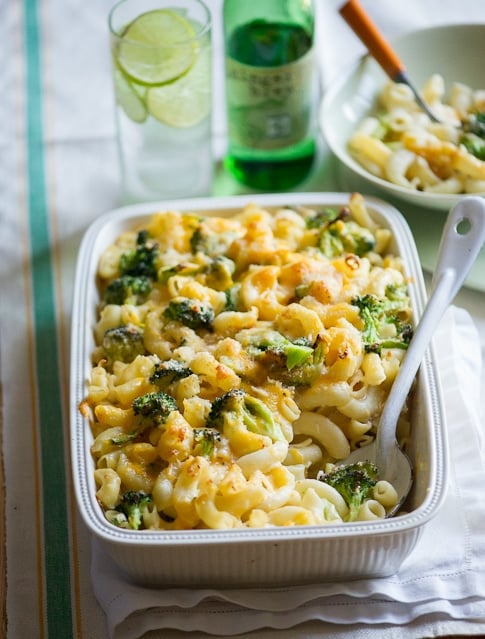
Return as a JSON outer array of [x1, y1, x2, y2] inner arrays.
[[339, 0, 405, 80]]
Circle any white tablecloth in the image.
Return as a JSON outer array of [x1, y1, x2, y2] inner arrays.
[[1, 0, 484, 637]]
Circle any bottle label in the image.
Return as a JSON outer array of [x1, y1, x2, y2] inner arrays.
[[225, 47, 315, 151]]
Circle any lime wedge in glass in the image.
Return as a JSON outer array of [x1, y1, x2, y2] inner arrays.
[[113, 65, 148, 123], [146, 44, 211, 127], [116, 9, 197, 86]]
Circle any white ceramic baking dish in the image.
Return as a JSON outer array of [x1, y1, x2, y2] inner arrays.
[[70, 192, 448, 587]]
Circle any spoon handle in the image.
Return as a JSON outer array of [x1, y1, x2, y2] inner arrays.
[[377, 197, 485, 471], [339, 0, 441, 123], [430, 197, 485, 299], [339, 0, 405, 79]]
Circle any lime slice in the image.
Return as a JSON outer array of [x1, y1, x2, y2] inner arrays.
[[113, 65, 148, 123], [146, 44, 211, 127], [116, 9, 197, 86]]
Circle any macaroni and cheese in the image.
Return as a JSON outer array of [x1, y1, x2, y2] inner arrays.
[[80, 193, 413, 531], [348, 74, 485, 194]]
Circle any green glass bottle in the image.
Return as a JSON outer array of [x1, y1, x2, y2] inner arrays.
[[223, 0, 317, 190]]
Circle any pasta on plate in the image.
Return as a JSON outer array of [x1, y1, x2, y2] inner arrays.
[[348, 74, 485, 194], [80, 193, 414, 531]]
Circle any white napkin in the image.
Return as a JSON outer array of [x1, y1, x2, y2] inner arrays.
[[92, 306, 485, 638]]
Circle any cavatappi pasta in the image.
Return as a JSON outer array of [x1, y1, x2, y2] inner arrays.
[[80, 193, 413, 531], [348, 74, 485, 194]]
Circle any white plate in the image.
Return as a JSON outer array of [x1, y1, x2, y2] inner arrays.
[[320, 23, 485, 212]]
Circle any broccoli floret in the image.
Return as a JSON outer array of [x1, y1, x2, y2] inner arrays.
[[352, 294, 383, 347], [115, 490, 152, 530], [318, 461, 378, 522], [189, 222, 238, 258], [204, 256, 236, 291], [158, 256, 235, 292], [206, 389, 285, 442], [243, 329, 313, 369], [193, 428, 222, 456], [132, 390, 177, 427], [272, 344, 324, 386], [305, 207, 343, 229], [463, 111, 485, 137], [269, 352, 320, 385], [110, 430, 138, 446], [237, 328, 323, 386], [224, 284, 241, 311], [306, 207, 375, 257], [281, 334, 325, 386], [345, 220, 376, 256], [318, 228, 345, 258], [119, 229, 159, 279], [294, 282, 312, 299], [149, 359, 192, 388], [104, 275, 152, 305], [102, 325, 145, 364], [205, 389, 243, 429], [324, 219, 375, 257], [460, 132, 485, 160], [158, 263, 202, 285], [352, 285, 413, 353], [460, 112, 485, 160], [373, 114, 392, 140], [189, 225, 211, 255], [385, 282, 410, 304], [279, 336, 314, 370], [163, 297, 214, 330]]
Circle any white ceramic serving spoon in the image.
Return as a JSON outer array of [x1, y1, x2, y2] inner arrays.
[[341, 196, 485, 515]]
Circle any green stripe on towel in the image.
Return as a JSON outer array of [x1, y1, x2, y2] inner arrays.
[[24, 0, 73, 636]]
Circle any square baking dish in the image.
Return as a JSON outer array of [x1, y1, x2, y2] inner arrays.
[[70, 192, 448, 587]]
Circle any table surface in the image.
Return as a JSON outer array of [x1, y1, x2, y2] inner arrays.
[[1, 0, 484, 638]]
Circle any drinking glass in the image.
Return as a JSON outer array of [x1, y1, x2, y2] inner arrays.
[[109, 0, 213, 203]]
